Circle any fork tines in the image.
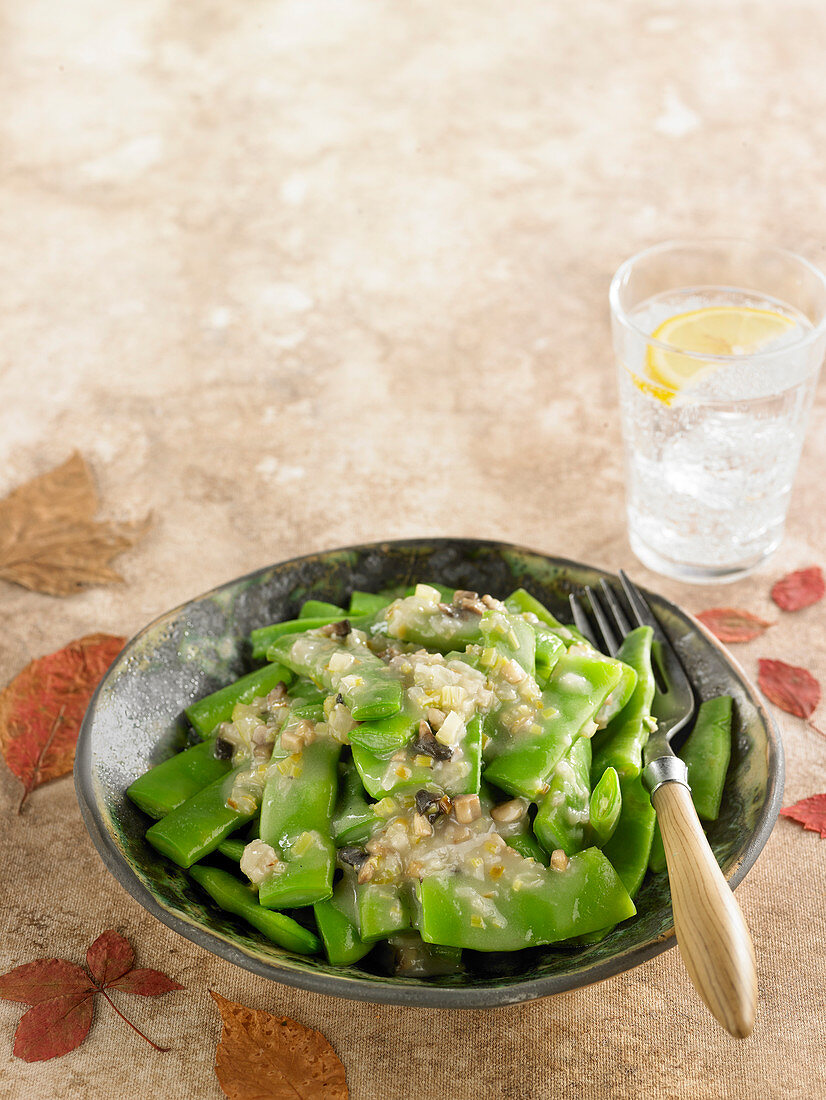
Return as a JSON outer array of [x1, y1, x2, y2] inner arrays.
[[570, 570, 695, 712], [570, 579, 633, 657]]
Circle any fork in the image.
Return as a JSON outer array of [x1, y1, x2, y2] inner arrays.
[[570, 570, 757, 1038]]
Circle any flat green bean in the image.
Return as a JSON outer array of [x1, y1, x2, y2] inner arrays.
[[186, 662, 292, 737]]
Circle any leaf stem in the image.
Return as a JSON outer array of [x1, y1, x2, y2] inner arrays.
[[98, 988, 171, 1052]]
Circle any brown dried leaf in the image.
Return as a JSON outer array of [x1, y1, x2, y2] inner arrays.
[[771, 566, 825, 612], [757, 658, 821, 720], [695, 607, 772, 643], [211, 991, 348, 1100], [0, 633, 125, 810], [0, 451, 150, 597]]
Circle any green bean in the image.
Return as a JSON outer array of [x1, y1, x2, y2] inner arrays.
[[419, 848, 635, 951], [186, 662, 293, 737], [257, 844, 335, 909], [188, 864, 320, 954], [593, 661, 638, 727], [299, 599, 346, 619], [127, 739, 231, 819], [480, 610, 537, 676], [601, 775, 656, 898], [483, 650, 626, 800], [505, 833, 549, 865], [352, 714, 484, 799], [314, 897, 373, 966], [504, 588, 588, 645], [348, 591, 393, 616], [591, 627, 655, 779], [380, 596, 483, 652], [331, 760, 379, 846], [504, 588, 566, 628], [348, 702, 418, 758], [588, 767, 622, 846], [250, 615, 367, 662], [681, 695, 732, 821], [531, 624, 566, 685], [217, 838, 246, 862], [387, 934, 463, 977], [357, 883, 411, 942], [257, 739, 340, 909], [287, 680, 326, 706], [267, 632, 402, 721], [533, 736, 592, 856], [145, 768, 256, 868]]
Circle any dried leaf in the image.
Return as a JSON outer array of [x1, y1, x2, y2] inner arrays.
[[211, 991, 348, 1100], [108, 969, 185, 996], [771, 567, 825, 612], [757, 658, 821, 720], [696, 607, 772, 643], [780, 794, 826, 839], [0, 632, 125, 810], [13, 994, 95, 1063], [0, 451, 150, 597], [0, 931, 182, 1062], [86, 930, 134, 986], [0, 959, 92, 1005]]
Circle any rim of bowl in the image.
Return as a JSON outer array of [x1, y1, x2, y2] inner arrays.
[[74, 537, 784, 1008]]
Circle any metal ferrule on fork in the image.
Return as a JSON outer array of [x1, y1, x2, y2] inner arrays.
[[642, 755, 690, 798]]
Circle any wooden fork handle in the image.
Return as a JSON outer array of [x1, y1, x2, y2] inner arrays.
[[653, 780, 757, 1038]]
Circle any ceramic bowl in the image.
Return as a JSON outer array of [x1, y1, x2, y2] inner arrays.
[[75, 538, 783, 1007]]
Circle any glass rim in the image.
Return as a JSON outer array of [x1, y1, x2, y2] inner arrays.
[[609, 237, 826, 363]]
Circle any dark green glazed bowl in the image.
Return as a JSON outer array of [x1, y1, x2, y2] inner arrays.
[[74, 539, 782, 1008]]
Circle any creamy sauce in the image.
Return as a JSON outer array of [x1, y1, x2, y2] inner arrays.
[[360, 796, 536, 888]]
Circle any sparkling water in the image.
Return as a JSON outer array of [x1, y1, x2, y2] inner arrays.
[[617, 287, 820, 580]]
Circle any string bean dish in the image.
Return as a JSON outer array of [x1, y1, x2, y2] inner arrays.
[[127, 583, 733, 976]]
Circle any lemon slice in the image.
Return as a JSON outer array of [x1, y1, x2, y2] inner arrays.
[[644, 306, 795, 402]]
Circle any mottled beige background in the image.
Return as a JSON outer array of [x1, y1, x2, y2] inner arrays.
[[1, 1, 825, 1098]]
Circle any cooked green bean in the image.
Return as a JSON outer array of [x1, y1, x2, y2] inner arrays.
[[186, 662, 293, 737], [127, 739, 231, 819], [189, 864, 320, 954]]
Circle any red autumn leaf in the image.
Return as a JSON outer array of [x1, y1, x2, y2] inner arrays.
[[0, 959, 92, 1004], [0, 930, 182, 1062], [780, 794, 826, 839], [211, 991, 348, 1100], [757, 658, 821, 720], [0, 632, 124, 811], [86, 930, 134, 985], [108, 969, 185, 996], [13, 993, 96, 1063], [696, 608, 772, 643], [771, 566, 825, 612]]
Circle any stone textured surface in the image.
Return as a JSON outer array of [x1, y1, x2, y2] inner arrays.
[[1, 1, 825, 1097]]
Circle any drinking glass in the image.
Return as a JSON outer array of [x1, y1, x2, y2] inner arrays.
[[610, 240, 826, 583]]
